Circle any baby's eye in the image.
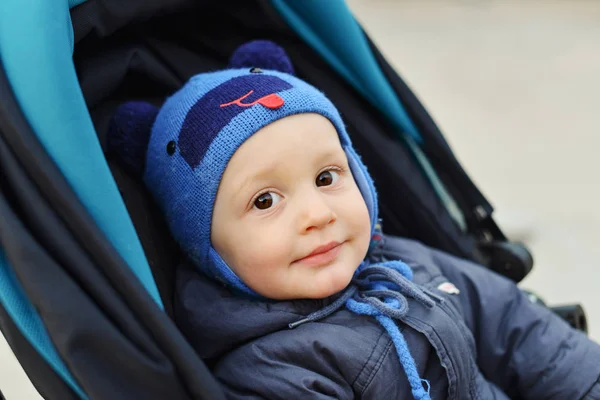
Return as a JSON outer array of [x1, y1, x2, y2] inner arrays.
[[316, 170, 340, 187], [253, 192, 281, 210]]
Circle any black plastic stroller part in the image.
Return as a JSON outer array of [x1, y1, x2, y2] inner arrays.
[[468, 208, 533, 283], [478, 241, 534, 283], [552, 305, 588, 334], [523, 291, 588, 334]]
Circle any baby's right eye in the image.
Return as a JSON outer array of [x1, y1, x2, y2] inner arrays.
[[253, 192, 281, 210]]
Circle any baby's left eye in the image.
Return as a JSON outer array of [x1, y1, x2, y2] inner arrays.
[[316, 170, 340, 187]]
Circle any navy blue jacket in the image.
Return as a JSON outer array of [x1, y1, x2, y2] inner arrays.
[[175, 235, 600, 399]]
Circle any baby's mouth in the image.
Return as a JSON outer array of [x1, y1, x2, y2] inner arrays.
[[293, 241, 344, 267]]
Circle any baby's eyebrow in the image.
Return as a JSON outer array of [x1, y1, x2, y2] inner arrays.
[[233, 163, 281, 201], [316, 148, 347, 163]]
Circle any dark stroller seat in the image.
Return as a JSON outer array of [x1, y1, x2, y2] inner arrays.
[[108, 161, 180, 317]]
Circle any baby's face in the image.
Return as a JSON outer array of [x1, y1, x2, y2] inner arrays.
[[211, 113, 371, 299]]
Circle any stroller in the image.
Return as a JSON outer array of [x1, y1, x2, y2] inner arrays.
[[0, 0, 588, 398]]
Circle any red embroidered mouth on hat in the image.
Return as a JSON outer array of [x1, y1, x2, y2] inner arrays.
[[220, 90, 285, 110]]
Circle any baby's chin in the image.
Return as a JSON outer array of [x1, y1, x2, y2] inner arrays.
[[313, 278, 353, 299], [253, 269, 355, 300], [293, 268, 355, 300], [297, 252, 365, 299]]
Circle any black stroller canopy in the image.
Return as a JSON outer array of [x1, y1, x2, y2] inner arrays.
[[0, 0, 522, 398]]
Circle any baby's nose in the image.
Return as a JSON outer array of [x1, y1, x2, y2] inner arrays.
[[299, 192, 337, 233]]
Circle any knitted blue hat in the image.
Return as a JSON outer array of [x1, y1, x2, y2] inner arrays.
[[108, 41, 379, 296]]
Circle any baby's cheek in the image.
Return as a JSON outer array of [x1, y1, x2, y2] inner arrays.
[[235, 232, 291, 279], [346, 191, 372, 255], [344, 190, 370, 227], [258, 240, 289, 266]]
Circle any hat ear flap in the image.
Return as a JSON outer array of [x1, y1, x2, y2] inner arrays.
[[107, 101, 159, 179]]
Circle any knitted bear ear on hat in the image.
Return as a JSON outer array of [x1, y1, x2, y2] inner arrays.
[[107, 101, 159, 179], [228, 40, 295, 75]]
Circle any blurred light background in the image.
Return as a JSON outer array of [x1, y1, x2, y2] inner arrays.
[[2, 1, 599, 398]]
